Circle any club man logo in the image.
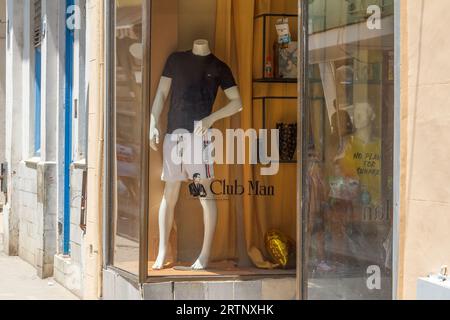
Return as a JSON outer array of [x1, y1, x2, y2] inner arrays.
[[188, 173, 208, 198]]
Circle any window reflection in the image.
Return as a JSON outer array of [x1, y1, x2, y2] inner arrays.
[[112, 0, 143, 275], [305, 0, 394, 300]]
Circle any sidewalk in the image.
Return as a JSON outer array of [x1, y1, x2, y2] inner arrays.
[[0, 226, 79, 300]]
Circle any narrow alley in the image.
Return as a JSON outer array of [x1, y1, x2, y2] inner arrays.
[[0, 217, 78, 300]]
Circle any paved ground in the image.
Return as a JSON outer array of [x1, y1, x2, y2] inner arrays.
[[0, 218, 78, 300]]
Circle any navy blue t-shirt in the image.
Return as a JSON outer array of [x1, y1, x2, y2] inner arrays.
[[162, 51, 237, 133]]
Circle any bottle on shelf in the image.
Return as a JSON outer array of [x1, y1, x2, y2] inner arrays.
[[265, 55, 273, 79]]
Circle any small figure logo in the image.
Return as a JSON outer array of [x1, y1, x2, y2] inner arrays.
[[189, 173, 207, 198]]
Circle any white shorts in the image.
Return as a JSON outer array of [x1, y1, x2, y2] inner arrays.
[[162, 132, 215, 182]]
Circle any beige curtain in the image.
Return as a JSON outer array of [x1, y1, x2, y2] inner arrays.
[[213, 0, 297, 268]]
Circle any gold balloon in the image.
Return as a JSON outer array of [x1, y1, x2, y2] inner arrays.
[[265, 230, 296, 268]]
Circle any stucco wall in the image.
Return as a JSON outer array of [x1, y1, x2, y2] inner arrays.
[[84, 0, 104, 300], [0, 0, 5, 166], [17, 163, 38, 267], [54, 166, 86, 298], [399, 0, 450, 299]]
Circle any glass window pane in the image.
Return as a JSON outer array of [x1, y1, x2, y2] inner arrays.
[[304, 0, 394, 300], [147, 0, 299, 278], [112, 0, 144, 275]]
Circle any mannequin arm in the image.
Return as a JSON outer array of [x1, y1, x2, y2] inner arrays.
[[194, 86, 243, 136], [150, 76, 172, 151]]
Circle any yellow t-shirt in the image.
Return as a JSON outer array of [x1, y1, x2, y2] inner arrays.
[[337, 136, 382, 206]]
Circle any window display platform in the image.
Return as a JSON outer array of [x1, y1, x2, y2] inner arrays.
[[113, 260, 296, 278], [147, 261, 296, 277]]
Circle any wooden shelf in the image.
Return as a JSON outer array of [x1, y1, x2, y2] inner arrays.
[[254, 78, 298, 84], [254, 13, 298, 19], [253, 12, 299, 167]]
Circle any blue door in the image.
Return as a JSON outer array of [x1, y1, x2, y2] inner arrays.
[[34, 47, 42, 155], [63, 0, 75, 255]]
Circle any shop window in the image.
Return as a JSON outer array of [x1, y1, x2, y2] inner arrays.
[[303, 0, 395, 299], [145, 0, 299, 278], [107, 0, 396, 294]]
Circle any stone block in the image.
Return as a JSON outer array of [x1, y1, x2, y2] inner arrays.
[[71, 206, 81, 225], [261, 278, 296, 300], [174, 282, 206, 300], [18, 169, 37, 193], [70, 169, 83, 193], [114, 273, 142, 300], [21, 191, 37, 210], [234, 280, 262, 300], [70, 223, 82, 245], [54, 266, 65, 285], [44, 212, 57, 232], [205, 281, 234, 300], [70, 242, 82, 264], [143, 282, 174, 300], [54, 254, 65, 273], [102, 269, 117, 300]]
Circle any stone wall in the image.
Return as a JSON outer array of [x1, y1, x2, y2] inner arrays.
[[399, 0, 450, 299]]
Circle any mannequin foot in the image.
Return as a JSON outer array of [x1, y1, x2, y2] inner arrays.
[[191, 256, 209, 270], [152, 254, 167, 270]]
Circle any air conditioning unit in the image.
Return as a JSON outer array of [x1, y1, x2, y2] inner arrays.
[[417, 267, 450, 300]]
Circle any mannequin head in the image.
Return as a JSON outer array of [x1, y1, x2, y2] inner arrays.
[[354, 102, 376, 131], [331, 109, 354, 138], [193, 39, 211, 56]]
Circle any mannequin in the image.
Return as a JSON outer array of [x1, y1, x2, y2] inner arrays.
[[150, 40, 243, 270], [330, 103, 379, 264], [349, 102, 385, 266]]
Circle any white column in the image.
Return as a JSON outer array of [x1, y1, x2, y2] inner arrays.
[[4, 0, 24, 256], [33, 0, 66, 278], [41, 0, 62, 163], [21, 0, 32, 159], [0, 0, 7, 165]]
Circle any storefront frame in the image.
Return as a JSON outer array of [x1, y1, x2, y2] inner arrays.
[[392, 0, 401, 300], [102, 0, 401, 300], [103, 0, 301, 287]]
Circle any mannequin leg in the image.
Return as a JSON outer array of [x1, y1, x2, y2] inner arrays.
[[152, 181, 182, 270], [192, 179, 217, 270]]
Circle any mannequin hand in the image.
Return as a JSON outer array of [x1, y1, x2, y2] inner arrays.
[[149, 126, 160, 151], [194, 117, 214, 136]]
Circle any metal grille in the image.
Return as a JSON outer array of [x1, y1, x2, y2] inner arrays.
[[33, 0, 42, 47]]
